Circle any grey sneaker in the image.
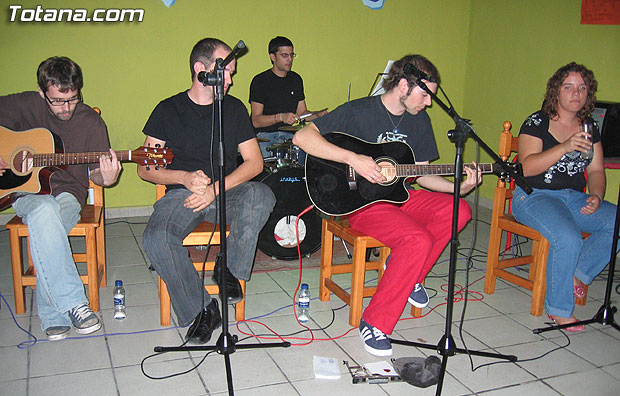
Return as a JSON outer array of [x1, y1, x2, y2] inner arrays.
[[45, 325, 70, 341], [69, 304, 101, 335]]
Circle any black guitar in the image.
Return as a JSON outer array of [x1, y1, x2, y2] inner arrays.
[[305, 132, 500, 216]]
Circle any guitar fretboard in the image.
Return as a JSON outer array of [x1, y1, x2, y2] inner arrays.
[[31, 151, 132, 167], [393, 163, 493, 177]]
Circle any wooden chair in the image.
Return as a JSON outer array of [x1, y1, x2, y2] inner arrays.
[[7, 179, 106, 314], [319, 217, 423, 328], [484, 121, 588, 316], [155, 184, 244, 326]]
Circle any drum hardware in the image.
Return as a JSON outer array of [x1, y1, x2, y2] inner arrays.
[[266, 140, 301, 168]]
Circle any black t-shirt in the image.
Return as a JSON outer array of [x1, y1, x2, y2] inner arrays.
[[249, 69, 305, 133], [312, 95, 439, 162], [0, 91, 109, 206], [518, 110, 601, 191], [143, 91, 255, 189]]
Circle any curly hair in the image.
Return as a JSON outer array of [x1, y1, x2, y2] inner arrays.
[[382, 54, 440, 93], [541, 62, 597, 123]]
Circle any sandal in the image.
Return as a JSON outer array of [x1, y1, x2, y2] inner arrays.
[[573, 277, 586, 299], [547, 314, 586, 333]]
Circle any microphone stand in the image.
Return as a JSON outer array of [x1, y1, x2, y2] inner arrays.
[[153, 42, 290, 396], [389, 71, 531, 396]]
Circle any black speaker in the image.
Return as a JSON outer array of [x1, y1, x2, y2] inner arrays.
[[592, 101, 620, 159]]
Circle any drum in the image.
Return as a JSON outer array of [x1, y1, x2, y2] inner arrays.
[[266, 140, 300, 168], [258, 166, 322, 260]]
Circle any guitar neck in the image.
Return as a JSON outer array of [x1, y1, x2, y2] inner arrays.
[[32, 150, 132, 167], [394, 163, 493, 177]]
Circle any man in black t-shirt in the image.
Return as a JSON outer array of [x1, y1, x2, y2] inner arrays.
[[249, 36, 326, 157], [293, 55, 481, 357], [139, 38, 275, 344], [0, 57, 121, 341]]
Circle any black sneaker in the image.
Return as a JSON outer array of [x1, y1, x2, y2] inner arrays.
[[359, 318, 392, 356], [45, 325, 70, 341], [185, 300, 222, 344], [408, 283, 429, 308], [213, 264, 243, 304], [68, 304, 101, 335]]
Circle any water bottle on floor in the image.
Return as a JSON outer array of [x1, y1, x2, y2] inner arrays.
[[113, 280, 126, 320], [297, 283, 310, 323]]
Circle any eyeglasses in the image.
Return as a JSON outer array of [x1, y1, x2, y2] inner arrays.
[[44, 91, 82, 106], [277, 52, 297, 59]]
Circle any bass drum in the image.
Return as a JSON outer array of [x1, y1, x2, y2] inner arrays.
[[258, 166, 321, 260]]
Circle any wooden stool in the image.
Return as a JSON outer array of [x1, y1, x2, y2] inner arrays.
[[7, 181, 106, 313], [319, 217, 422, 327], [485, 121, 588, 315]]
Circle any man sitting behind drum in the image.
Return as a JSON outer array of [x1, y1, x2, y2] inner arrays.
[[249, 36, 327, 158]]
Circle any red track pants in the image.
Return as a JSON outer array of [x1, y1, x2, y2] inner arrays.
[[348, 189, 471, 334]]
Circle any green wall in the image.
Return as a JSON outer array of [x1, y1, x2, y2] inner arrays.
[[464, 0, 620, 201], [1, 0, 471, 209], [1, 0, 618, 209]]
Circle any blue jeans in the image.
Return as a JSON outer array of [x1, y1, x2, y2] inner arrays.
[[143, 182, 275, 326], [256, 131, 306, 165], [13, 192, 87, 331], [512, 187, 618, 318]]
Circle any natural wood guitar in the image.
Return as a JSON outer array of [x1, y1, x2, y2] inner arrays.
[[0, 126, 174, 209]]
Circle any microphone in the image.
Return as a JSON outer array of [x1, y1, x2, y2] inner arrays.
[[403, 63, 437, 83], [218, 40, 246, 69], [197, 40, 246, 86], [197, 71, 210, 85]]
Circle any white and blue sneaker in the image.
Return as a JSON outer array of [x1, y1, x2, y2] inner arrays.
[[408, 283, 429, 308], [359, 318, 392, 356]]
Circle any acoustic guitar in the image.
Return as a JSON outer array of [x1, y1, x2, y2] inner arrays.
[[0, 126, 174, 209], [304, 132, 502, 216]]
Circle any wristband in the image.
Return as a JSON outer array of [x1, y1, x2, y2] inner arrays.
[[592, 193, 603, 202]]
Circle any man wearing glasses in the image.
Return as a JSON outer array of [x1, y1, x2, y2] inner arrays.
[[249, 36, 326, 157], [0, 56, 121, 341]]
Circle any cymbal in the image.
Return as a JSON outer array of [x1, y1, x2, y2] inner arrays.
[[279, 125, 303, 132]]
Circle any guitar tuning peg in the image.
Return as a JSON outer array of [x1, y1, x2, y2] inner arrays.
[[145, 164, 150, 171], [155, 165, 160, 170], [155, 144, 161, 148]]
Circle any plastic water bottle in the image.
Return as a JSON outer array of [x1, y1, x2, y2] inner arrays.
[[113, 280, 126, 320], [297, 283, 310, 323]]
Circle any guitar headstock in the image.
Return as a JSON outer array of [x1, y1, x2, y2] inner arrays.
[[131, 147, 174, 168], [492, 161, 523, 180]]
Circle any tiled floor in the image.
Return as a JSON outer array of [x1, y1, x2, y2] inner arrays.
[[1, 206, 619, 395]]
